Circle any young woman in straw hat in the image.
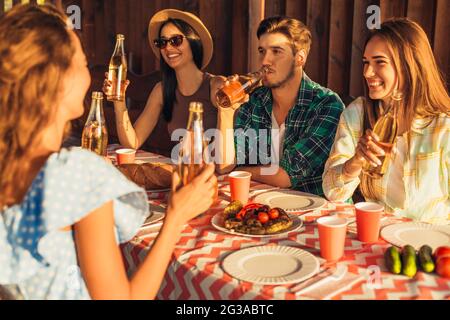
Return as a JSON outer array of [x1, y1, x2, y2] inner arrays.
[[0, 4, 217, 299], [104, 9, 225, 151]]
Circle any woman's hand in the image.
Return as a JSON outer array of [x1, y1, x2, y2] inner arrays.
[[354, 129, 388, 167], [102, 72, 130, 97], [215, 75, 249, 111], [165, 163, 217, 226], [343, 129, 390, 178]]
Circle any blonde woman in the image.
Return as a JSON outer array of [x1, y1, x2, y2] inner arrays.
[[0, 4, 216, 299], [323, 18, 450, 224]]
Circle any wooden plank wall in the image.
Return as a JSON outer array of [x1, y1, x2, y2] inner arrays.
[[1, 0, 448, 101]]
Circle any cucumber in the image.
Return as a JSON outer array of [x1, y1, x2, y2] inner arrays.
[[418, 245, 435, 273], [385, 246, 402, 274], [401, 245, 417, 278]]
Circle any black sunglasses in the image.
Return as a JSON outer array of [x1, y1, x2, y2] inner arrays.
[[154, 35, 185, 49]]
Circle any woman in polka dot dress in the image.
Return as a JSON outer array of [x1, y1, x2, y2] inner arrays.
[[0, 4, 217, 300]]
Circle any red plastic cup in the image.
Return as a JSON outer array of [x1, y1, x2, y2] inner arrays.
[[317, 216, 348, 261], [229, 171, 251, 205], [116, 148, 136, 165], [355, 202, 384, 243]]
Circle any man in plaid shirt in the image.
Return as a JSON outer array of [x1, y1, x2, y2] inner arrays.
[[216, 16, 344, 197]]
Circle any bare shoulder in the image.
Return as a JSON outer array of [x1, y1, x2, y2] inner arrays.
[[152, 81, 163, 97], [147, 81, 163, 105]]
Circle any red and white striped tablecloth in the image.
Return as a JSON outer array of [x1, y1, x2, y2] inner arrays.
[[113, 148, 450, 300]]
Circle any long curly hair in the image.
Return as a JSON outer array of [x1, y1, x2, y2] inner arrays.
[[0, 4, 75, 207], [360, 18, 450, 200]]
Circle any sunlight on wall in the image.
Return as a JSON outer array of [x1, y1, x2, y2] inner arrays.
[[4, 0, 48, 12], [4, 0, 13, 12]]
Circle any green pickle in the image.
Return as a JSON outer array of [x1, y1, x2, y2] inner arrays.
[[418, 245, 435, 273], [385, 246, 402, 274], [401, 245, 417, 278]]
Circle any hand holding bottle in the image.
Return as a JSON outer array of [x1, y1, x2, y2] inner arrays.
[[103, 72, 130, 100], [217, 75, 250, 110], [215, 67, 267, 109], [354, 129, 387, 167], [166, 163, 217, 226]]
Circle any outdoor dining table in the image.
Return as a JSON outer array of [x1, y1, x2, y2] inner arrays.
[[109, 146, 450, 300]]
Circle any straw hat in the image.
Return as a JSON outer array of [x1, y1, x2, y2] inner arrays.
[[148, 9, 213, 70]]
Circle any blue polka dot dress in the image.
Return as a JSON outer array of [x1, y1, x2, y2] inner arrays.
[[0, 148, 149, 299]]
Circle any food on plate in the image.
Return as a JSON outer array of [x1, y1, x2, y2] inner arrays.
[[401, 245, 417, 278], [384, 246, 401, 274], [436, 256, 450, 278], [117, 162, 173, 190], [222, 202, 293, 235], [258, 212, 269, 224], [268, 208, 279, 220], [418, 245, 435, 273], [223, 200, 243, 219]]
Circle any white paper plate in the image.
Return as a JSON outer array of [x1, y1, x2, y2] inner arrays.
[[222, 245, 320, 285], [135, 222, 163, 239], [211, 213, 303, 238], [253, 189, 327, 213], [381, 222, 450, 250]]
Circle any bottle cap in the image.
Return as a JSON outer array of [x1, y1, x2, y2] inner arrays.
[[117, 34, 125, 40], [92, 92, 104, 100], [189, 101, 204, 113]]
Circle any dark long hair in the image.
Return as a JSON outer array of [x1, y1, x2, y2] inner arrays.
[[159, 18, 203, 122]]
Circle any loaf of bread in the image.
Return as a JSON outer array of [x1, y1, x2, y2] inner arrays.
[[117, 162, 174, 190]]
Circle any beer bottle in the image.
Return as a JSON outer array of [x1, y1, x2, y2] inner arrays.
[[81, 92, 108, 156], [178, 102, 218, 203], [107, 34, 127, 101], [216, 66, 268, 108], [178, 102, 206, 187], [362, 91, 402, 178]]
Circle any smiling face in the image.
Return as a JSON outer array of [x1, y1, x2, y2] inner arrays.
[[258, 32, 301, 89], [363, 36, 400, 105], [159, 23, 193, 70]]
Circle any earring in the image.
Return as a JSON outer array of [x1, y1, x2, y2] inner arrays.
[[391, 89, 403, 101]]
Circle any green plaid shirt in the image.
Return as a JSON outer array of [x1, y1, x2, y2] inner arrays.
[[234, 73, 344, 196]]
